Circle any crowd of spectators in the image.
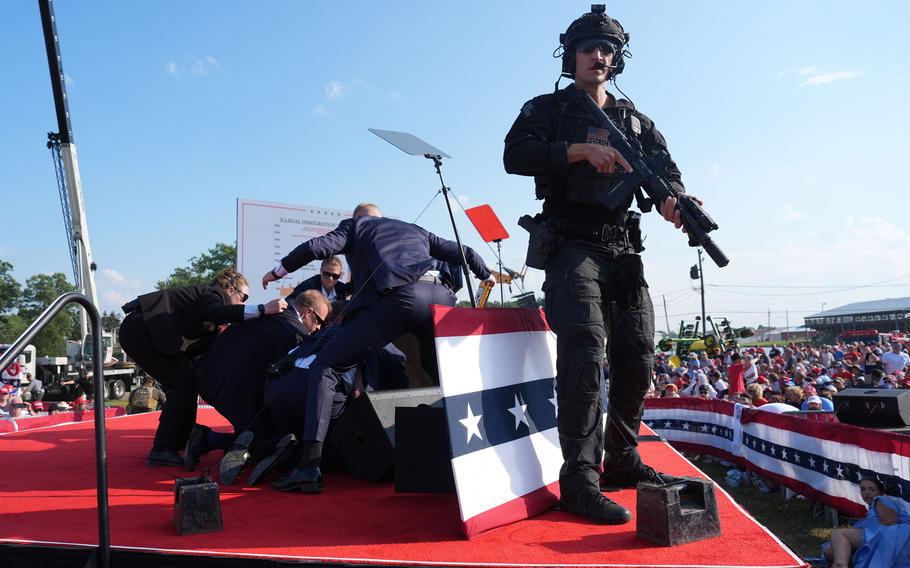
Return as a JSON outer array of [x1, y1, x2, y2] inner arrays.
[[0, 383, 88, 419], [648, 340, 910, 414]]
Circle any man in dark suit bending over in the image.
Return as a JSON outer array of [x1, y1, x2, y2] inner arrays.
[[184, 289, 330, 484], [260, 202, 495, 493], [119, 268, 286, 466]]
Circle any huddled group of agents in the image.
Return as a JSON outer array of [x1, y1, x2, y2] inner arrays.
[[119, 4, 699, 526], [119, 202, 494, 490]]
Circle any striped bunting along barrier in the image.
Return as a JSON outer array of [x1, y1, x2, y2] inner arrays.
[[644, 397, 910, 517]]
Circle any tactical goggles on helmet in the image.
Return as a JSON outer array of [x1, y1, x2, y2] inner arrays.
[[574, 38, 618, 55]]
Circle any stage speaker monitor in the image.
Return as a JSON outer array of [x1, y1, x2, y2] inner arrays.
[[636, 478, 720, 547], [328, 387, 442, 482], [833, 388, 910, 427], [394, 405, 455, 494]]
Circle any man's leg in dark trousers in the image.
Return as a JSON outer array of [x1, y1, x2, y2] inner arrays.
[[300, 283, 453, 465], [119, 312, 198, 453], [603, 282, 655, 469], [544, 242, 609, 499]]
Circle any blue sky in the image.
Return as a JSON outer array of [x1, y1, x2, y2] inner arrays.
[[2, 1, 908, 332]]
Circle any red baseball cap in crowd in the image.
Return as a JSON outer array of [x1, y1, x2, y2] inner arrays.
[[74, 396, 87, 404], [31, 401, 44, 411], [803, 385, 817, 395], [757, 375, 768, 384], [0, 386, 12, 395]]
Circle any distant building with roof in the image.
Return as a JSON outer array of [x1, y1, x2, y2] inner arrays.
[[804, 297, 910, 342]]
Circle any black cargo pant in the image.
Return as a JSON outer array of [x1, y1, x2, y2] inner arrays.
[[543, 239, 655, 498]]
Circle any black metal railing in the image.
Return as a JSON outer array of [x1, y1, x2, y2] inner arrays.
[[0, 292, 110, 568]]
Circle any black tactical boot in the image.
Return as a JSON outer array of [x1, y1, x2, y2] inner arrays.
[[559, 490, 632, 524]]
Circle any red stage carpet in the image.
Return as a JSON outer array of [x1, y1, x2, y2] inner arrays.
[[0, 408, 807, 567]]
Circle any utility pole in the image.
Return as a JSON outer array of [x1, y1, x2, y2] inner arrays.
[[768, 309, 771, 329], [663, 295, 671, 336], [786, 310, 790, 343]]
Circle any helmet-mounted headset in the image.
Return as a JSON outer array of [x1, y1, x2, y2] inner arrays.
[[556, 4, 630, 79]]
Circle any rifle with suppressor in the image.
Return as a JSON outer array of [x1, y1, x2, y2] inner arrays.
[[578, 93, 729, 267]]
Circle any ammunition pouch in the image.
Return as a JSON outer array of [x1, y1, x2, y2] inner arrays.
[[518, 214, 560, 269], [534, 176, 552, 200], [564, 169, 622, 207], [626, 211, 645, 253]]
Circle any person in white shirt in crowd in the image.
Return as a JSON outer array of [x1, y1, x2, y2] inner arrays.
[[712, 370, 728, 399], [681, 372, 717, 399], [881, 341, 910, 375], [818, 345, 834, 371], [742, 354, 759, 385]]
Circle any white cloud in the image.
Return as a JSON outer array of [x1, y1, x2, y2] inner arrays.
[[166, 56, 222, 77], [190, 55, 221, 75], [312, 104, 331, 117], [388, 90, 402, 100], [96, 268, 144, 313], [101, 268, 125, 283], [798, 66, 859, 86], [780, 204, 808, 223], [325, 80, 346, 99]]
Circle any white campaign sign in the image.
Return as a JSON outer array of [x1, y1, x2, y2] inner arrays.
[[236, 199, 350, 305]]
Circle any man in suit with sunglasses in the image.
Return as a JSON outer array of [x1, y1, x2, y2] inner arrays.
[[259, 202, 495, 493], [286, 256, 350, 303]]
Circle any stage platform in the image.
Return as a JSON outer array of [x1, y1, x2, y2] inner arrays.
[[0, 408, 807, 567]]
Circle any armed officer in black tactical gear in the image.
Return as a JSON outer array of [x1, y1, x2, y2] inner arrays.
[[504, 5, 688, 525]]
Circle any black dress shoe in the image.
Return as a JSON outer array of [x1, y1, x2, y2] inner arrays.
[[219, 430, 254, 485], [184, 424, 212, 471], [248, 433, 298, 486], [559, 491, 631, 525], [271, 465, 323, 493], [600, 463, 684, 491], [147, 448, 183, 467]]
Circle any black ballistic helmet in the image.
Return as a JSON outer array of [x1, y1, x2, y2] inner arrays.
[[559, 4, 629, 79]]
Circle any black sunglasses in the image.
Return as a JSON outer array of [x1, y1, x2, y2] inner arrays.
[[575, 38, 617, 55], [322, 271, 341, 280], [237, 291, 249, 302], [309, 308, 325, 326]]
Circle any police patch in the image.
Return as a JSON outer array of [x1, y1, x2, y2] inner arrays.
[[586, 126, 611, 146]]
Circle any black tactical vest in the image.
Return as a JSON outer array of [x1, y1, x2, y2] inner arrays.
[[536, 92, 638, 214]]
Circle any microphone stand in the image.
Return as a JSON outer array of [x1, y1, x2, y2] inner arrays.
[[427, 154, 476, 307], [494, 239, 504, 305]]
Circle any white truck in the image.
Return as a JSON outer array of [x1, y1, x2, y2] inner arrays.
[[2, 339, 143, 401]]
